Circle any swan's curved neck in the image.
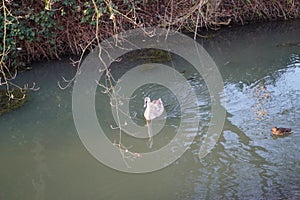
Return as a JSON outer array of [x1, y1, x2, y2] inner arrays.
[[145, 101, 153, 121], [145, 102, 151, 115]]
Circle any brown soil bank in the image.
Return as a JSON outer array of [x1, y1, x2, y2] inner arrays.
[[1, 0, 299, 70]]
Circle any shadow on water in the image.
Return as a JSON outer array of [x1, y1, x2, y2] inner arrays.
[[0, 20, 299, 199]]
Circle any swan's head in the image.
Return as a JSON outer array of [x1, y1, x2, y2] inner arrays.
[[144, 97, 151, 108]]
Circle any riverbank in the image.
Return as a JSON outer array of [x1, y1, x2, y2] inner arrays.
[[0, 0, 299, 114]]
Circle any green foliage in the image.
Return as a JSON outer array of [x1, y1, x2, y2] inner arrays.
[[0, 0, 119, 70], [0, 7, 21, 69], [19, 9, 56, 44], [81, 1, 108, 25], [0, 2, 58, 69]]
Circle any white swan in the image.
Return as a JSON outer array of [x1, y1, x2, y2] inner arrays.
[[144, 97, 164, 121]]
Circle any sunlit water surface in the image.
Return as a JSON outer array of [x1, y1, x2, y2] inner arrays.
[[0, 20, 300, 199]]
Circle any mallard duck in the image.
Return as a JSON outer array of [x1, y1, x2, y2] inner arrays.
[[271, 127, 292, 136], [144, 97, 164, 121]]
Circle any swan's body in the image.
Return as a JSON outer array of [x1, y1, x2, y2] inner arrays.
[[144, 97, 164, 121]]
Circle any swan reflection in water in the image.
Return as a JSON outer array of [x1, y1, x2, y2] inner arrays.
[[143, 97, 164, 148]]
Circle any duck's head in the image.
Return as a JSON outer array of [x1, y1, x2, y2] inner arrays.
[[271, 127, 278, 132]]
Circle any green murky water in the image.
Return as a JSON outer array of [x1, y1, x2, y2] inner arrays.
[[0, 20, 299, 199]]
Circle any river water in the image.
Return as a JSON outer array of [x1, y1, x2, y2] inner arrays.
[[0, 20, 299, 199]]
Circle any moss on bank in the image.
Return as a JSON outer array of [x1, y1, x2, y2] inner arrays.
[[0, 89, 28, 116], [127, 49, 172, 63]]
